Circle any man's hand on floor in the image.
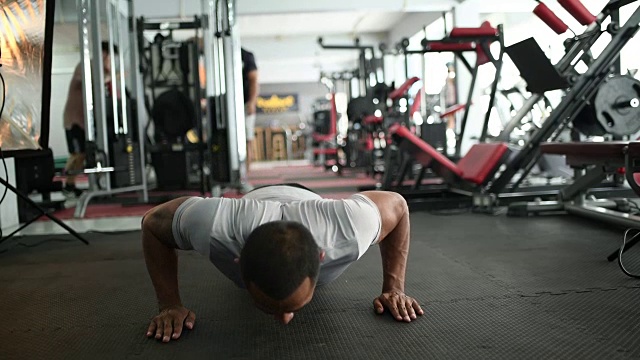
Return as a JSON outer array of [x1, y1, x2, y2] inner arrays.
[[373, 291, 424, 323], [146, 305, 196, 343]]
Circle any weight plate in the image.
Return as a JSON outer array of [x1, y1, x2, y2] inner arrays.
[[594, 75, 640, 136]]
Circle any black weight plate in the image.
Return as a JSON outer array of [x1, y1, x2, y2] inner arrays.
[[594, 75, 640, 136]]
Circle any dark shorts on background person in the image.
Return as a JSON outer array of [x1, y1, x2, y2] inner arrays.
[[65, 124, 86, 154]]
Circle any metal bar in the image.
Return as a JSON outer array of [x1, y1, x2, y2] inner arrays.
[[456, 54, 473, 73], [106, 0, 120, 137], [224, 0, 244, 184], [456, 64, 478, 157], [414, 166, 428, 190], [191, 29, 206, 196], [90, 0, 112, 191], [479, 28, 505, 142], [78, 0, 98, 191], [142, 21, 201, 30], [129, 0, 149, 203], [116, 0, 128, 135], [74, 185, 148, 218], [317, 39, 375, 52], [566, 203, 640, 228], [498, 95, 542, 141], [560, 166, 607, 200], [203, 0, 220, 187], [359, 50, 368, 95], [77, 0, 95, 142]]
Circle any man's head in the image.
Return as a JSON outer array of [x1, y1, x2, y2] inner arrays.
[[101, 41, 118, 74], [240, 221, 323, 324]]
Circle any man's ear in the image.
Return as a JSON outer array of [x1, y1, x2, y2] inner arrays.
[[319, 251, 325, 262], [234, 257, 240, 264]]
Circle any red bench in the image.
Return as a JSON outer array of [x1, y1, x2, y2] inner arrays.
[[388, 123, 510, 186]]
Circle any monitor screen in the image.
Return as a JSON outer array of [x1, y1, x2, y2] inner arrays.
[[0, 0, 54, 152]]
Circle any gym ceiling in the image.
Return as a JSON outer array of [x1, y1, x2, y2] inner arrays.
[[52, 0, 469, 84]]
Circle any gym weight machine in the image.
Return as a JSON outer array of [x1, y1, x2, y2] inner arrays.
[[137, 17, 206, 193], [74, 0, 149, 218], [379, 0, 640, 212]]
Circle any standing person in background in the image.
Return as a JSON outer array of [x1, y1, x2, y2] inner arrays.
[[443, 62, 457, 130], [62, 41, 116, 198], [241, 48, 259, 193]]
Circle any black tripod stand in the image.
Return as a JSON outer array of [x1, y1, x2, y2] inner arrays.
[[0, 176, 89, 247]]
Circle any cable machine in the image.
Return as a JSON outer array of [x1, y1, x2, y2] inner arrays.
[[75, 0, 148, 218], [202, 0, 248, 195], [136, 17, 206, 194]]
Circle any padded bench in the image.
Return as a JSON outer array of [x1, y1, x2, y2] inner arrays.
[[387, 123, 510, 187], [541, 141, 640, 196]]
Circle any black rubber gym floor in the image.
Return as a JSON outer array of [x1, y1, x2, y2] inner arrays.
[[1, 212, 639, 359]]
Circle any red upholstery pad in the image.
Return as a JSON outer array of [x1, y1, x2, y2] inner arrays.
[[542, 141, 640, 190], [441, 103, 467, 118], [558, 0, 597, 26], [457, 143, 509, 185], [426, 42, 475, 52], [449, 21, 497, 38], [540, 142, 629, 168], [541, 142, 629, 159], [363, 115, 384, 125], [389, 77, 420, 101], [533, 3, 570, 34], [389, 123, 463, 177]]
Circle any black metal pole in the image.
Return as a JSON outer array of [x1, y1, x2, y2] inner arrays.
[[480, 27, 506, 142], [612, 8, 622, 74], [456, 64, 479, 157]]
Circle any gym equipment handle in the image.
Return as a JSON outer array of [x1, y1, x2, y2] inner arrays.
[[534, 2, 570, 34], [558, 0, 597, 26], [613, 98, 640, 109]]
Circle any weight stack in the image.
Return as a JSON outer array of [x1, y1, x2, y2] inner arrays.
[[110, 137, 142, 188], [150, 144, 189, 190]]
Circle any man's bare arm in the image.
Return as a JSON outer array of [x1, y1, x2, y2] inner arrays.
[[360, 191, 424, 322], [142, 196, 195, 342], [246, 70, 259, 114]]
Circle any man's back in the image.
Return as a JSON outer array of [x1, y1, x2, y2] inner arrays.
[[172, 185, 382, 287], [63, 64, 85, 130]]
